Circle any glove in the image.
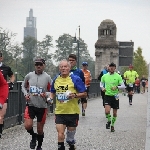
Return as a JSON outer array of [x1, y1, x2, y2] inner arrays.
[[8, 82, 14, 90]]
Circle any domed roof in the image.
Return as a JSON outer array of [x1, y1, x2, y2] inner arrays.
[[102, 19, 114, 23]]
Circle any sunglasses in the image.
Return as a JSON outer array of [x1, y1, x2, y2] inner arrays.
[[35, 63, 43, 66]]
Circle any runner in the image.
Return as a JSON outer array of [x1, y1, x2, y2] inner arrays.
[[140, 75, 147, 93], [49, 59, 86, 150], [22, 58, 52, 150], [124, 64, 139, 105], [81, 61, 92, 116], [0, 71, 9, 112], [100, 62, 125, 132], [98, 65, 109, 116], [0, 51, 15, 138]]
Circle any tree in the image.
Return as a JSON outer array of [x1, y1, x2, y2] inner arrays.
[[22, 36, 37, 72], [133, 47, 148, 78], [0, 27, 17, 65], [37, 35, 56, 78], [54, 34, 74, 62], [54, 33, 95, 77]]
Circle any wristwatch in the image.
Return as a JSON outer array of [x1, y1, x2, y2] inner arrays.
[[74, 93, 78, 98]]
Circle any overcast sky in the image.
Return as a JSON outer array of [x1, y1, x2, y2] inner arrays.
[[0, 0, 150, 63]]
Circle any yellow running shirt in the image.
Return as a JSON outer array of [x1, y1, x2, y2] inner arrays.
[[51, 73, 86, 114]]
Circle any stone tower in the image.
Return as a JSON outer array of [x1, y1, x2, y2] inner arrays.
[[95, 19, 119, 78]]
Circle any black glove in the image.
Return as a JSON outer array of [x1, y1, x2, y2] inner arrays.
[[8, 82, 14, 90]]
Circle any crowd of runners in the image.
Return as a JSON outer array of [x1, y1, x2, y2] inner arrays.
[[0, 50, 148, 150]]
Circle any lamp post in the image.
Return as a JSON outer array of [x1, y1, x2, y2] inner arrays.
[[73, 26, 80, 69]]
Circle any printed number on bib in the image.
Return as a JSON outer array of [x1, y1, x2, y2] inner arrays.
[[30, 86, 44, 96], [56, 93, 69, 103], [129, 83, 133, 87]]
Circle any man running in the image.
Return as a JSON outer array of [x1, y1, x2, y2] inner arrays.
[[100, 62, 125, 132], [124, 64, 139, 105], [140, 75, 147, 93], [81, 61, 92, 116], [0, 51, 15, 138], [22, 58, 52, 150], [49, 59, 86, 150]]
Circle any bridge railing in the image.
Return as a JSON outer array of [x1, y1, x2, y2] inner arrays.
[[4, 79, 101, 129]]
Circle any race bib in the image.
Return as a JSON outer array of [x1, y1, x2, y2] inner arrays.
[[29, 86, 44, 96], [128, 83, 133, 87], [56, 93, 69, 103]]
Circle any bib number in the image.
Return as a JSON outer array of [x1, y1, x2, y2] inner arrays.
[[129, 83, 133, 87], [29, 86, 44, 96], [56, 93, 69, 103]]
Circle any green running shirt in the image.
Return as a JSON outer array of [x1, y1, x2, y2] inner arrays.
[[101, 72, 123, 96], [124, 70, 139, 84]]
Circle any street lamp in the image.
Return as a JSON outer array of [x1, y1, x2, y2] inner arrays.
[[73, 26, 80, 69]]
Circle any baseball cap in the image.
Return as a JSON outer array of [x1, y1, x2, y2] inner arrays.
[[34, 58, 45, 64], [82, 62, 88, 66], [109, 62, 116, 67], [129, 64, 133, 68]]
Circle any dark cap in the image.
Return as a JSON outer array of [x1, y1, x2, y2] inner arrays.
[[109, 62, 116, 67], [82, 62, 88, 66], [34, 58, 45, 64]]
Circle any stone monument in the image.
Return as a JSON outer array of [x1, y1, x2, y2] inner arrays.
[[95, 19, 119, 78]]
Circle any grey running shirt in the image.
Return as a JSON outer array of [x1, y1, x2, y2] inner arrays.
[[22, 71, 52, 108]]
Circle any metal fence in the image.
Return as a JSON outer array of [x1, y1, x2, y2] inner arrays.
[[4, 79, 101, 129]]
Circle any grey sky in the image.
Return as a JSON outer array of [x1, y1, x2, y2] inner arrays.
[[0, 0, 150, 63]]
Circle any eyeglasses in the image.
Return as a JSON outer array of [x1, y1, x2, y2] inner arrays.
[[69, 59, 76, 62], [35, 63, 43, 66]]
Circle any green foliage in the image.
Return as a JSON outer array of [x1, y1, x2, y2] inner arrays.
[[133, 47, 148, 78], [54, 33, 95, 77], [54, 34, 74, 61]]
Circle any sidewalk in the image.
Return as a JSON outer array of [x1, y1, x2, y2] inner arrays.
[[0, 92, 147, 150]]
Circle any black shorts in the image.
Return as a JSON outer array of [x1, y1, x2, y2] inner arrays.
[[142, 83, 146, 87], [55, 114, 79, 127], [126, 84, 134, 92], [104, 95, 119, 109], [24, 106, 47, 124]]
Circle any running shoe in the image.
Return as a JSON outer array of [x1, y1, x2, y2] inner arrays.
[[106, 121, 111, 129], [30, 133, 37, 149], [111, 126, 115, 132], [82, 112, 85, 116], [69, 144, 76, 150], [36, 147, 42, 150]]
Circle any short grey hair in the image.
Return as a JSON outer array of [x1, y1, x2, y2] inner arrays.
[[59, 59, 71, 68]]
